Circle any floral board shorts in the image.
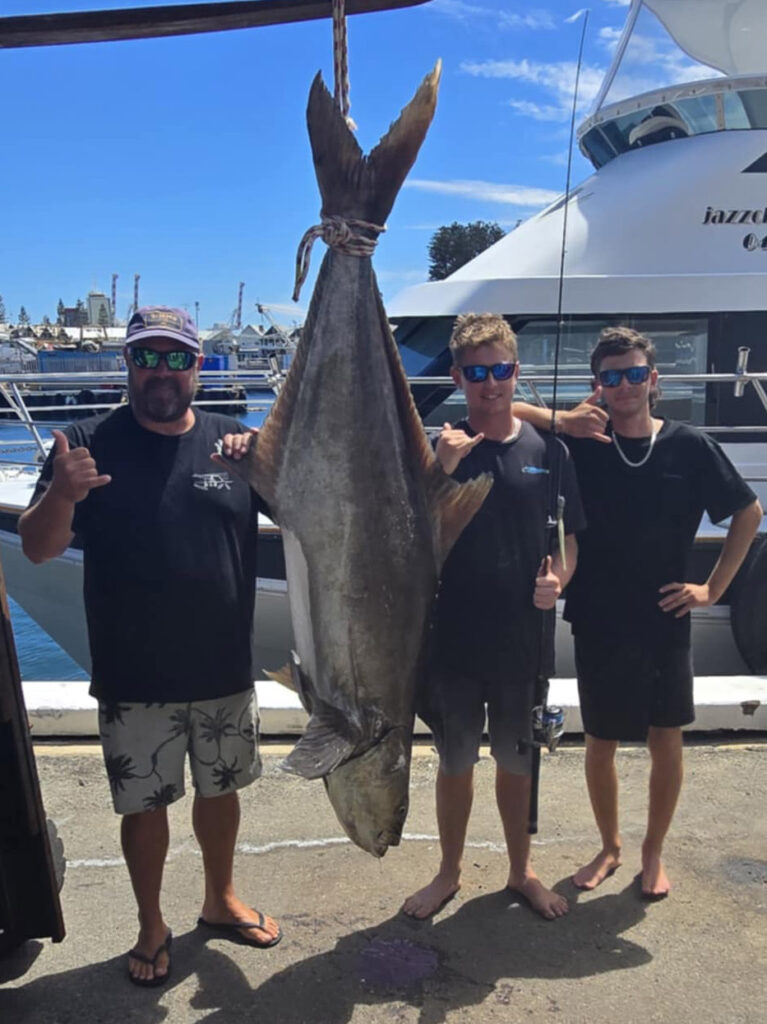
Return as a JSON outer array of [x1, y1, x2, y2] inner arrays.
[[98, 689, 261, 816]]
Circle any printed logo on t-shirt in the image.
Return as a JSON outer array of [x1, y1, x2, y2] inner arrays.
[[192, 472, 233, 492], [521, 465, 549, 475]]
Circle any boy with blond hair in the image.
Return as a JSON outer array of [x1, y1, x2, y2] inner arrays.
[[403, 313, 585, 920]]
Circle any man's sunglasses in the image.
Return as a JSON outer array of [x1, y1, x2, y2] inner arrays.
[[598, 365, 651, 388], [130, 347, 197, 371], [461, 362, 516, 383]]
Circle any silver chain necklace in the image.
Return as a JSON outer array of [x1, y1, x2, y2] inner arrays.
[[612, 427, 658, 468]]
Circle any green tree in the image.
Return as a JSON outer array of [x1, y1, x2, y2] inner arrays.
[[42, 314, 51, 327], [56, 298, 65, 325], [75, 298, 88, 326], [18, 306, 30, 326], [427, 220, 505, 281]]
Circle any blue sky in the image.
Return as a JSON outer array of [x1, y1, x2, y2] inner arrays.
[[2, 1, 700, 327]]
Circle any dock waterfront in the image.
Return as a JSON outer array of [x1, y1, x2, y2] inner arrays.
[[20, 675, 767, 737], [1, 738, 765, 1022]]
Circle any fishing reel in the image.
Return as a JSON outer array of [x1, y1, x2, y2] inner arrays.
[[530, 704, 565, 753]]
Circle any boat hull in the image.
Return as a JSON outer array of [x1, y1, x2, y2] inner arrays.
[[0, 528, 751, 681]]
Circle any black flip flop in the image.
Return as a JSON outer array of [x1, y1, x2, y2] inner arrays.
[[197, 910, 282, 948], [127, 930, 172, 987]]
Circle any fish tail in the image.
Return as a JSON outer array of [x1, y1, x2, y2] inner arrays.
[[306, 61, 441, 228]]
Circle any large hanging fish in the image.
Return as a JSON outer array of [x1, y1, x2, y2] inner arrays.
[[223, 62, 491, 856]]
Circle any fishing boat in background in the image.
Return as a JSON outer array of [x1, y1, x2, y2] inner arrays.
[[389, 0, 767, 674]]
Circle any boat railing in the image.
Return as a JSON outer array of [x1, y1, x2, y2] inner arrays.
[[0, 364, 766, 467]]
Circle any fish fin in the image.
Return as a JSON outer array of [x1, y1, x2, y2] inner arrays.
[[264, 663, 295, 691], [427, 468, 493, 567], [307, 61, 441, 226], [216, 430, 280, 513], [282, 716, 358, 780]]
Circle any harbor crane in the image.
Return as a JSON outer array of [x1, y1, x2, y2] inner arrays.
[[231, 282, 245, 330]]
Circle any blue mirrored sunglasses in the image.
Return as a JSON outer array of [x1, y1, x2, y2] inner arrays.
[[130, 346, 197, 371], [598, 365, 651, 388], [461, 362, 516, 383]]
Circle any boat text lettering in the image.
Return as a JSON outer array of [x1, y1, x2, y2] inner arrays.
[[703, 206, 767, 225], [742, 233, 767, 251]]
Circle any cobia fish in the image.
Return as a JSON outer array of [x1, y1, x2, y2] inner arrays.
[[223, 63, 491, 856]]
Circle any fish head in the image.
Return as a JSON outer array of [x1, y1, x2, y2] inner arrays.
[[325, 727, 411, 858]]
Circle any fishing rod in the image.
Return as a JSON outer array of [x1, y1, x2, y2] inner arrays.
[[527, 8, 590, 836]]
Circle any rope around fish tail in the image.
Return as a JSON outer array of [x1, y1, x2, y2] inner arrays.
[[292, 216, 386, 301], [332, 0, 357, 130]]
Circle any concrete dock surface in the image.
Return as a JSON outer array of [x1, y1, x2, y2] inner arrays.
[[1, 738, 766, 1023]]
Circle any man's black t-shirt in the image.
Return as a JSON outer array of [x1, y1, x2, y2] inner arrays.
[[32, 406, 267, 703], [432, 420, 585, 679], [564, 419, 757, 646]]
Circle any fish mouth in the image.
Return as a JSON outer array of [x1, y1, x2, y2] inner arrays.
[[373, 830, 402, 857]]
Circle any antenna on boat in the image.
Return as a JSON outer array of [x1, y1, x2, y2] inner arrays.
[[527, 8, 590, 838], [550, 7, 589, 442]]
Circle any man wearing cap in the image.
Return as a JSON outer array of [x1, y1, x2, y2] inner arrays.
[[19, 305, 281, 986]]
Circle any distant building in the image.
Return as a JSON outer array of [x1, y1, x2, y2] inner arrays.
[[61, 306, 87, 328], [87, 291, 112, 327]]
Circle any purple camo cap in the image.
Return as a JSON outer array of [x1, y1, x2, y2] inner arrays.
[[125, 305, 200, 351]]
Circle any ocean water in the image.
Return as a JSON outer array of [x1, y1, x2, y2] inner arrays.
[[1, 396, 272, 682], [9, 596, 89, 682]]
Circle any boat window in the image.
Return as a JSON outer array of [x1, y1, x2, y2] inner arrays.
[[581, 86, 767, 169], [394, 316, 457, 377], [412, 316, 709, 429]]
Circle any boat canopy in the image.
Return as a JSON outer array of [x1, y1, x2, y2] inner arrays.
[[644, 0, 766, 78]]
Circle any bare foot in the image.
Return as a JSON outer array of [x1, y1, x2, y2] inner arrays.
[[573, 848, 622, 891], [402, 873, 460, 919], [507, 875, 568, 920], [640, 850, 671, 900], [201, 895, 281, 945], [128, 922, 171, 985]]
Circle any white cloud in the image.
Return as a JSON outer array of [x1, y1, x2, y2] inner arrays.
[[596, 25, 723, 99], [599, 26, 622, 53], [508, 99, 569, 122], [405, 178, 560, 207], [499, 9, 556, 30], [462, 58, 606, 119], [464, 21, 720, 128], [430, 0, 555, 30], [429, 0, 487, 20]]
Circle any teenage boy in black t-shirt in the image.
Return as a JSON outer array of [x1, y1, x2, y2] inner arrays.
[[515, 326, 762, 900], [402, 313, 585, 921], [19, 306, 281, 986]]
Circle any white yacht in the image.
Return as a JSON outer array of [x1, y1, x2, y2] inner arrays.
[[389, 0, 767, 677]]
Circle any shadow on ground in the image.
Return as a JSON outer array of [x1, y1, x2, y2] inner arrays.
[[0, 879, 651, 1024]]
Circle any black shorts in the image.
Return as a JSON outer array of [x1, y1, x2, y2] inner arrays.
[[417, 665, 535, 776], [574, 634, 695, 742]]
